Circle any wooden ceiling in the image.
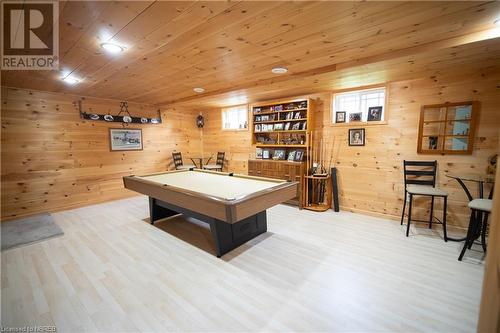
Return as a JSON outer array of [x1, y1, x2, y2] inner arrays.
[[2, 1, 500, 108]]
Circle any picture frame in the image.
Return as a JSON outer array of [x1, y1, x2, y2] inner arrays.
[[255, 116, 261, 122], [254, 124, 261, 132], [287, 150, 296, 161], [367, 106, 383, 121], [262, 149, 271, 159], [349, 112, 362, 122], [273, 149, 286, 160], [335, 111, 346, 123], [294, 150, 304, 162], [256, 148, 263, 158], [109, 128, 143, 151], [348, 128, 365, 146]]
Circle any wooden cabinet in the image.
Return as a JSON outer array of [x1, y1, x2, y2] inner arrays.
[[248, 159, 305, 207]]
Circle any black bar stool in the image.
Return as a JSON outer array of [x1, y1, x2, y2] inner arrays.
[[458, 199, 492, 261], [401, 160, 448, 241]]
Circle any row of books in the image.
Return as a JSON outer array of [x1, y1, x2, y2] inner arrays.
[[255, 122, 306, 132]]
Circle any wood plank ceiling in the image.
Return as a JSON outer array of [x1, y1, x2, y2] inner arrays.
[[1, 1, 500, 108]]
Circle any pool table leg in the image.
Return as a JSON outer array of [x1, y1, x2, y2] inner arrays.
[[210, 211, 267, 258], [149, 197, 178, 224]]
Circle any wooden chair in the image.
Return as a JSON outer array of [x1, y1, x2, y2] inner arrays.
[[172, 152, 195, 170], [400, 160, 448, 240], [203, 152, 225, 172], [458, 199, 492, 261]]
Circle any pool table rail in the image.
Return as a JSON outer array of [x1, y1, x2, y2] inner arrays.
[[123, 170, 298, 223]]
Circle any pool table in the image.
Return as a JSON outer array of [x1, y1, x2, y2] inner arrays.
[[123, 169, 298, 257]]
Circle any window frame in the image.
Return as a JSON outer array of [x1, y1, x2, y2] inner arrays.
[[331, 84, 389, 127], [221, 104, 249, 131]]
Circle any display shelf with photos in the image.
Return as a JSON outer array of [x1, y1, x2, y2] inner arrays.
[[249, 98, 313, 208], [417, 101, 478, 155], [252, 98, 313, 152]]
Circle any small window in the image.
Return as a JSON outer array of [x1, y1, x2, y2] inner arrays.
[[222, 105, 248, 130], [332, 87, 386, 124]]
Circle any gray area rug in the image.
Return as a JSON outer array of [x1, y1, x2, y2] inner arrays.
[[1, 213, 64, 251]]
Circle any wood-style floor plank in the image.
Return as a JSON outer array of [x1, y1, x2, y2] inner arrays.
[[1, 196, 484, 332]]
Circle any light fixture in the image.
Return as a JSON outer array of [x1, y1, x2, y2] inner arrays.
[[61, 76, 80, 85], [495, 18, 500, 26], [271, 67, 288, 74], [193, 87, 205, 93], [101, 42, 124, 54]]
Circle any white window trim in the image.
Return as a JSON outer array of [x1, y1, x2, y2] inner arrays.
[[331, 85, 388, 126], [221, 104, 249, 131]]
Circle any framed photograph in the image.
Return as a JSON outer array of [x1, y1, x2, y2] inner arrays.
[[109, 128, 142, 151], [367, 106, 383, 121], [262, 149, 271, 159], [256, 148, 263, 158], [255, 116, 261, 122], [349, 112, 362, 122], [335, 111, 346, 123], [287, 150, 296, 161], [273, 149, 286, 160], [348, 128, 365, 146], [294, 150, 304, 162], [254, 124, 261, 132]]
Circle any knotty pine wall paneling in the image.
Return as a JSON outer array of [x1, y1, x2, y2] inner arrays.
[[200, 70, 500, 228], [1, 87, 200, 220]]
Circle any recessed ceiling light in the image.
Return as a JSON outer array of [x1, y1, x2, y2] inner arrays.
[[101, 42, 124, 54], [271, 67, 288, 74], [62, 76, 80, 85], [495, 18, 500, 26], [193, 87, 205, 93]]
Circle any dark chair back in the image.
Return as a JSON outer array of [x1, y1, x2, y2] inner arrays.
[[172, 152, 184, 169], [403, 160, 437, 188], [216, 152, 225, 167]]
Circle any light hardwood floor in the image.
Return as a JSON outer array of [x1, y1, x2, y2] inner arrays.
[[1, 196, 484, 332]]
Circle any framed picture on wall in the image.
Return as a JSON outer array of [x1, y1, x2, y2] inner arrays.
[[367, 106, 383, 121], [109, 128, 143, 151], [349, 112, 362, 122], [348, 128, 365, 146], [335, 111, 346, 123]]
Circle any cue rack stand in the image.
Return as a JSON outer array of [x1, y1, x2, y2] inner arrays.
[[302, 131, 332, 211]]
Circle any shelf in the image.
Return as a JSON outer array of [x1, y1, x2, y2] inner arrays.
[[256, 144, 307, 147], [253, 108, 308, 115], [422, 135, 469, 138], [254, 118, 308, 124], [424, 119, 471, 124], [255, 130, 307, 133]]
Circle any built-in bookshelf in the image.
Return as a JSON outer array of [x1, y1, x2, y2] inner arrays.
[[252, 98, 313, 162]]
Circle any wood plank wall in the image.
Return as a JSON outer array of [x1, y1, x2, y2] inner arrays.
[[1, 87, 200, 220], [201, 70, 500, 228]]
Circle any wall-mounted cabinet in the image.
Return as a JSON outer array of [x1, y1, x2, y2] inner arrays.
[[417, 101, 478, 155]]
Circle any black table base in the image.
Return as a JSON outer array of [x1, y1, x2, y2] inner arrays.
[[149, 197, 267, 257]]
